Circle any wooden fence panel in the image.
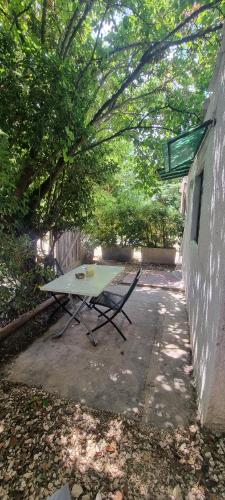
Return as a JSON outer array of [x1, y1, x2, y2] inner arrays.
[[55, 231, 81, 272]]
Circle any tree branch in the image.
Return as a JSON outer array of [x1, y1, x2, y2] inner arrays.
[[41, 0, 48, 45], [26, 157, 65, 215], [76, 2, 109, 86], [88, 1, 222, 64], [59, 0, 86, 58], [76, 124, 176, 153], [167, 104, 200, 121], [62, 0, 95, 59], [162, 0, 222, 42], [0, 6, 9, 18], [89, 14, 223, 126], [167, 23, 223, 49], [12, 14, 25, 43], [107, 41, 146, 57], [9, 2, 32, 36], [98, 83, 171, 120]]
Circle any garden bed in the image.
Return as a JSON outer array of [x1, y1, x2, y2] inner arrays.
[[0, 300, 65, 369], [100, 247, 177, 265], [101, 246, 133, 262], [141, 247, 176, 265]]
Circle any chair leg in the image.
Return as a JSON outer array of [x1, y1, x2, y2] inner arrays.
[[51, 295, 80, 323], [121, 309, 132, 324], [89, 305, 127, 341], [97, 307, 131, 324], [98, 307, 112, 318]]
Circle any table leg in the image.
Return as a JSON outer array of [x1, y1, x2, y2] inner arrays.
[[52, 296, 88, 339], [52, 295, 97, 346], [77, 313, 97, 346]]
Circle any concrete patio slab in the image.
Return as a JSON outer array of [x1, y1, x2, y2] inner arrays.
[[4, 285, 194, 427], [121, 270, 184, 291]]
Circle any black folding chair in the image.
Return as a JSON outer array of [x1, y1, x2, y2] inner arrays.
[[89, 269, 141, 341], [43, 256, 80, 321]]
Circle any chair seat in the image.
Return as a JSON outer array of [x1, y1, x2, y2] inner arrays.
[[91, 290, 123, 310], [88, 269, 141, 342]]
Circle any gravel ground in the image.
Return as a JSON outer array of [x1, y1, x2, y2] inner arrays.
[[0, 380, 225, 500]]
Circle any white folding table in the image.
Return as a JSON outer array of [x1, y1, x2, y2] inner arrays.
[[41, 264, 124, 345]]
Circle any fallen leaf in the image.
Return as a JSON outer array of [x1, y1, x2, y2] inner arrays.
[[122, 484, 128, 497], [106, 441, 117, 453], [9, 436, 18, 447], [142, 451, 150, 462], [112, 491, 123, 500]]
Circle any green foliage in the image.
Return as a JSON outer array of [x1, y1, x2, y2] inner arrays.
[[0, 28, 117, 234], [2, 0, 220, 322], [0, 0, 223, 236], [129, 202, 184, 248], [0, 232, 52, 324], [87, 188, 184, 248]]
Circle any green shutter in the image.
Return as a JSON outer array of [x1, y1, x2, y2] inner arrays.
[[159, 120, 213, 180]]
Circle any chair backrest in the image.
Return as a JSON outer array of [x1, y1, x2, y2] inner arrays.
[[54, 258, 64, 276], [43, 256, 64, 276], [120, 269, 141, 308]]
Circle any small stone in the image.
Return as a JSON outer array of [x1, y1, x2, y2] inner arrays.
[[72, 484, 83, 498], [20, 480, 26, 490], [24, 472, 32, 478], [189, 425, 198, 434], [82, 495, 91, 500], [65, 407, 74, 415]]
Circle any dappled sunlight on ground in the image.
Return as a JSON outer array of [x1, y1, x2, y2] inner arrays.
[[1, 275, 225, 497], [62, 418, 125, 478], [2, 380, 225, 498], [5, 283, 194, 428], [139, 288, 194, 428]]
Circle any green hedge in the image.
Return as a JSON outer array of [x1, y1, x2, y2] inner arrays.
[[87, 199, 184, 248]]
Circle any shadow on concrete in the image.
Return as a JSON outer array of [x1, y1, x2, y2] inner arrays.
[[5, 285, 195, 427]]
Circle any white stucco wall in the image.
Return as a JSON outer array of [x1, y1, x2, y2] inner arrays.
[[183, 27, 225, 428]]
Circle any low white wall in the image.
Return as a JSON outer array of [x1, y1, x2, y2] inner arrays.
[[183, 28, 225, 428]]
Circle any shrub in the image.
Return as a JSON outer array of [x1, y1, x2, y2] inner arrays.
[[129, 203, 184, 248], [0, 233, 53, 325], [87, 198, 184, 249]]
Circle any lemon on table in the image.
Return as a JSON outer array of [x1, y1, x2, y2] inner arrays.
[[86, 265, 95, 277]]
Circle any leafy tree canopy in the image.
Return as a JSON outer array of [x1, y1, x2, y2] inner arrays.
[[0, 0, 224, 236]]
